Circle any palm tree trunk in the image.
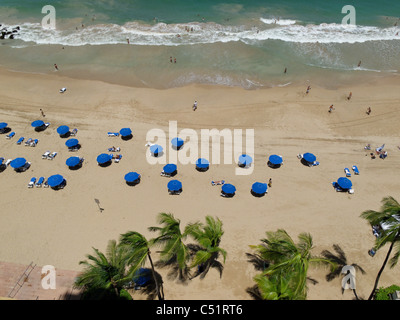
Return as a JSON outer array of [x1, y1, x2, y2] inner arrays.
[[368, 240, 395, 300], [148, 251, 164, 300]]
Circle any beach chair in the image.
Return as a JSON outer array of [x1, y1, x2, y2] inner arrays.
[[6, 132, 15, 139], [35, 177, 44, 188], [16, 137, 24, 145], [311, 161, 320, 167], [5, 159, 12, 166], [114, 154, 122, 163], [352, 165, 360, 175], [70, 128, 78, 136], [42, 151, 50, 159], [211, 180, 225, 186], [108, 132, 119, 137], [348, 188, 354, 194], [30, 139, 38, 147], [44, 178, 49, 188], [24, 138, 33, 146], [344, 168, 351, 177], [48, 152, 57, 160], [28, 177, 36, 188], [44, 123, 50, 128]]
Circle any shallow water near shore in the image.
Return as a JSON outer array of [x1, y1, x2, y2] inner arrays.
[[0, 0, 399, 89]]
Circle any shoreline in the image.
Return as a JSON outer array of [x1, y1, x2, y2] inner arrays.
[[0, 65, 399, 300]]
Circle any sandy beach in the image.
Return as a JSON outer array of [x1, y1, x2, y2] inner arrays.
[[0, 66, 399, 300]]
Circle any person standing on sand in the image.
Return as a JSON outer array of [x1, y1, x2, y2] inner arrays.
[[329, 105, 334, 113], [54, 63, 59, 71], [40, 109, 45, 117], [358, 61, 361, 67], [127, 38, 130, 44], [306, 85, 311, 94], [268, 178, 272, 188], [366, 107, 371, 115], [193, 100, 198, 111], [170, 56, 173, 63], [284, 67, 287, 74], [174, 57, 177, 63]]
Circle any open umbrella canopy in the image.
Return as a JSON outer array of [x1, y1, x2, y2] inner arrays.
[[268, 155, 283, 165], [163, 164, 177, 174], [133, 268, 152, 286], [66, 156, 81, 167], [120, 128, 132, 137], [222, 183, 236, 194], [238, 154, 253, 166], [171, 137, 184, 148], [196, 158, 209, 169], [57, 125, 70, 135], [167, 179, 182, 191], [0, 122, 8, 129], [124, 172, 140, 182], [31, 120, 45, 128], [10, 157, 26, 168], [252, 182, 268, 194], [97, 153, 112, 164], [303, 153, 316, 163], [65, 138, 79, 148], [337, 177, 352, 190], [150, 144, 163, 155], [47, 174, 64, 187]]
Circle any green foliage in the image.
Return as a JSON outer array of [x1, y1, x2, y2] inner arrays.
[[375, 285, 400, 300]]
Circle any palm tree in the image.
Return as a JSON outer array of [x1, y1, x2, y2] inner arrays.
[[187, 216, 227, 279], [248, 270, 296, 300], [119, 231, 164, 300], [250, 229, 336, 300], [321, 244, 366, 300], [360, 196, 400, 300], [74, 239, 132, 300], [149, 213, 199, 281]]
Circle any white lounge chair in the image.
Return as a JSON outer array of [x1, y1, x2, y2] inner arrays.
[[35, 177, 44, 187], [352, 165, 360, 175], [5, 159, 12, 166], [30, 139, 38, 147], [59, 88, 67, 93], [28, 177, 36, 188], [70, 128, 78, 136], [48, 152, 57, 160], [42, 151, 50, 159], [344, 168, 351, 177], [24, 138, 33, 146]]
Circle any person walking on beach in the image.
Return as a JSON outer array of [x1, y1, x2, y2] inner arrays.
[[347, 92, 352, 100], [40, 108, 45, 117], [366, 107, 371, 115], [126, 38, 130, 44], [174, 57, 177, 63], [306, 85, 311, 94], [284, 67, 287, 74], [329, 105, 334, 113], [170, 56, 173, 63], [268, 178, 272, 188], [358, 61, 361, 67], [193, 100, 198, 111], [54, 64, 59, 71]]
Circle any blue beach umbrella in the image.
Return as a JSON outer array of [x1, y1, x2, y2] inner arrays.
[[251, 182, 268, 195], [47, 174, 64, 187], [31, 120, 45, 128], [163, 164, 177, 174], [268, 155, 283, 165], [66, 156, 81, 167], [57, 125, 70, 135], [124, 172, 140, 183], [171, 137, 184, 148], [303, 153, 316, 163], [196, 158, 209, 170], [10, 157, 26, 169], [65, 138, 79, 148], [120, 128, 132, 137], [0, 122, 8, 129], [337, 177, 352, 190], [238, 154, 253, 166], [150, 144, 163, 155], [133, 268, 152, 286], [97, 153, 112, 164], [222, 183, 236, 195], [167, 179, 182, 191]]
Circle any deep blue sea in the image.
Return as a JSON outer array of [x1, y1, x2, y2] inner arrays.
[[0, 0, 399, 88]]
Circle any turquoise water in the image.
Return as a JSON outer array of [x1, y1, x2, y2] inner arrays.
[[0, 0, 399, 88]]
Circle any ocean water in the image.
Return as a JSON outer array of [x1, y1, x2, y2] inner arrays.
[[0, 0, 399, 89]]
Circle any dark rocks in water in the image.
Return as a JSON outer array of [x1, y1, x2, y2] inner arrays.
[[9, 34, 14, 39]]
